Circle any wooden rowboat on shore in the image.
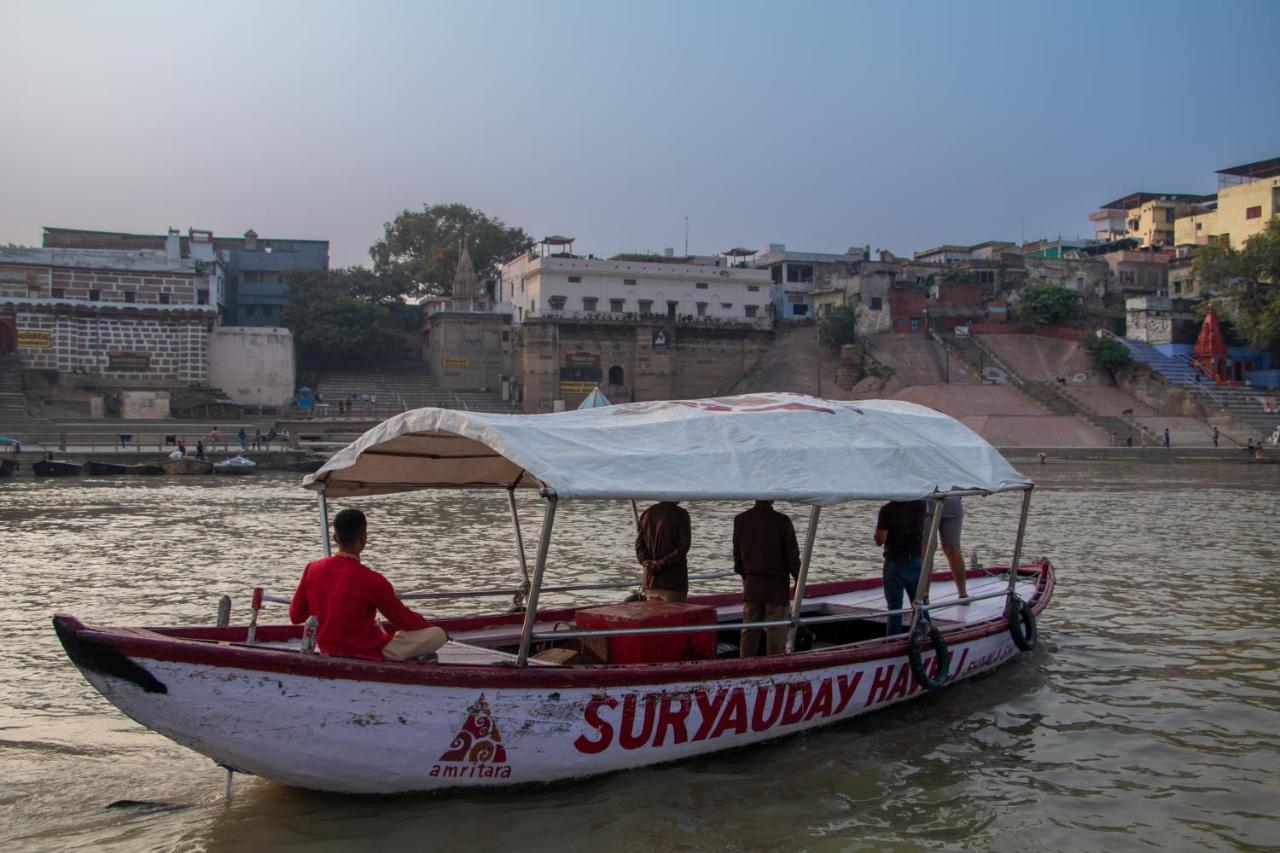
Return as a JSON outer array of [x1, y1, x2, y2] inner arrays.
[[55, 393, 1050, 795], [34, 458, 83, 477], [87, 461, 129, 476]]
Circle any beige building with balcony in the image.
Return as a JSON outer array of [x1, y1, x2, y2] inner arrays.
[[498, 248, 772, 328], [1173, 156, 1280, 249], [1090, 192, 1210, 247]]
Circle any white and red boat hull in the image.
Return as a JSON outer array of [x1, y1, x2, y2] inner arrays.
[[54, 565, 1052, 794]]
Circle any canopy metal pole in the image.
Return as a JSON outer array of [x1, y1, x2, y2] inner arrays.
[[1007, 487, 1033, 595], [629, 500, 640, 529], [516, 495, 558, 666], [911, 496, 945, 631], [318, 493, 332, 557], [785, 505, 821, 654], [507, 487, 530, 609]]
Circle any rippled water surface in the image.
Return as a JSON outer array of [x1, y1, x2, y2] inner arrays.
[[2, 464, 1278, 851]]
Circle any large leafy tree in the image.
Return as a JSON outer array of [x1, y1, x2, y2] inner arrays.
[[282, 269, 411, 367], [1015, 284, 1083, 327], [370, 203, 533, 298], [1194, 218, 1280, 354]]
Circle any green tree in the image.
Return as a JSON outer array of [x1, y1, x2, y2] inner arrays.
[[1193, 219, 1280, 354], [1080, 332, 1131, 374], [1016, 284, 1083, 326], [282, 269, 411, 368], [819, 305, 860, 346], [370, 203, 533, 298]]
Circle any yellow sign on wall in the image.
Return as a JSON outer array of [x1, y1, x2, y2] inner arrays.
[[17, 329, 50, 348], [442, 357, 470, 368], [559, 381, 597, 395]]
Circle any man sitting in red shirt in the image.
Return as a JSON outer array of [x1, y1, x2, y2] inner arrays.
[[290, 508, 447, 662]]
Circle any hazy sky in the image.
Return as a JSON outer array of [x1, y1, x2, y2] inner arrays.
[[4, 0, 1279, 267]]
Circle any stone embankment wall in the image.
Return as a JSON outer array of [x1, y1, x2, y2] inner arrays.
[[516, 319, 772, 412], [1114, 363, 1212, 419], [207, 326, 294, 406]]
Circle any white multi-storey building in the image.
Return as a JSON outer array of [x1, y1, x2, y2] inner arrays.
[[498, 250, 772, 328]]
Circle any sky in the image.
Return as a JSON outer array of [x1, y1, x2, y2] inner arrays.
[[3, 0, 1279, 268]]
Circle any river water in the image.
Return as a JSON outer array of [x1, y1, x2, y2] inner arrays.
[[1, 463, 1278, 851]]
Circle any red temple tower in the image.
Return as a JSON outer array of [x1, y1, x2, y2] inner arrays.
[[1192, 307, 1229, 383]]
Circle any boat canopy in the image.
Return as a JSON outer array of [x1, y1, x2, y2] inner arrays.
[[303, 392, 1030, 504]]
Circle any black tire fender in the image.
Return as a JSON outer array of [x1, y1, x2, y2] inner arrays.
[[1006, 595, 1037, 651], [907, 619, 950, 690]]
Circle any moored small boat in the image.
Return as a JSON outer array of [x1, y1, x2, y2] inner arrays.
[[125, 463, 165, 476], [0, 458, 17, 477], [55, 393, 1052, 796], [161, 457, 213, 475], [87, 461, 129, 476], [34, 458, 83, 477], [213, 455, 256, 475]]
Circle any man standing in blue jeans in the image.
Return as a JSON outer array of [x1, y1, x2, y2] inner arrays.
[[875, 499, 927, 636]]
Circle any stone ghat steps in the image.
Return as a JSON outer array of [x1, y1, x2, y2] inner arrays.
[[316, 362, 512, 414], [0, 353, 28, 420]]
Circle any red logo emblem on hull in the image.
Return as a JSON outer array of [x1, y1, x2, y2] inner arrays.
[[430, 694, 512, 779]]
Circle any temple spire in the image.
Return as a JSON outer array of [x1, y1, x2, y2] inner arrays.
[[452, 236, 477, 310]]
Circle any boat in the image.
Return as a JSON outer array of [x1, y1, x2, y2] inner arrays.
[[125, 463, 165, 476], [53, 393, 1052, 795], [87, 461, 129, 476], [213, 455, 256, 475], [0, 457, 17, 477], [34, 458, 83, 477], [161, 457, 213, 475]]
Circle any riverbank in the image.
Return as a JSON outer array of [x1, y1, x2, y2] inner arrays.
[[1000, 445, 1279, 464], [1, 448, 325, 475]]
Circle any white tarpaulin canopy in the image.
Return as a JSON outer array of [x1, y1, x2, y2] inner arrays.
[[303, 393, 1030, 504]]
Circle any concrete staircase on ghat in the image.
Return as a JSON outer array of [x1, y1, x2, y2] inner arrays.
[[0, 353, 28, 423], [1108, 334, 1280, 438], [941, 334, 1122, 438], [316, 361, 513, 416]]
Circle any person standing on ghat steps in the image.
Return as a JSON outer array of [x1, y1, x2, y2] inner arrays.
[[290, 508, 447, 661], [1164, 428, 1171, 448], [635, 500, 691, 602], [1213, 426, 1219, 448]]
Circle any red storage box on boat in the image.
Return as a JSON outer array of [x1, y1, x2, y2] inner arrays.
[[575, 602, 718, 664]]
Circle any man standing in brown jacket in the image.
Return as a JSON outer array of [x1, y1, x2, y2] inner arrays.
[[733, 500, 801, 657], [635, 500, 692, 602]]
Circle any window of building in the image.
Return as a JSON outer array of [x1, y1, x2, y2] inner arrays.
[[124, 291, 136, 303], [583, 297, 598, 312], [52, 288, 65, 299], [721, 302, 733, 309], [910, 318, 921, 332], [1196, 222, 1203, 231], [243, 272, 261, 284], [745, 305, 758, 318], [245, 304, 257, 316], [610, 298, 625, 313], [666, 301, 678, 319], [747, 284, 759, 292], [568, 276, 582, 283], [159, 292, 171, 305], [1165, 209, 1175, 223], [608, 365, 624, 386], [696, 301, 707, 316], [771, 266, 783, 284], [639, 299, 653, 315], [89, 290, 100, 302], [870, 297, 883, 311], [623, 278, 636, 286], [1247, 205, 1262, 220], [696, 282, 708, 289], [1120, 271, 1136, 286], [197, 291, 208, 305], [548, 295, 567, 310], [786, 264, 814, 283], [792, 303, 808, 316]]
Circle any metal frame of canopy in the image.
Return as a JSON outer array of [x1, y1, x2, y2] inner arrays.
[[310, 471, 1034, 668]]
